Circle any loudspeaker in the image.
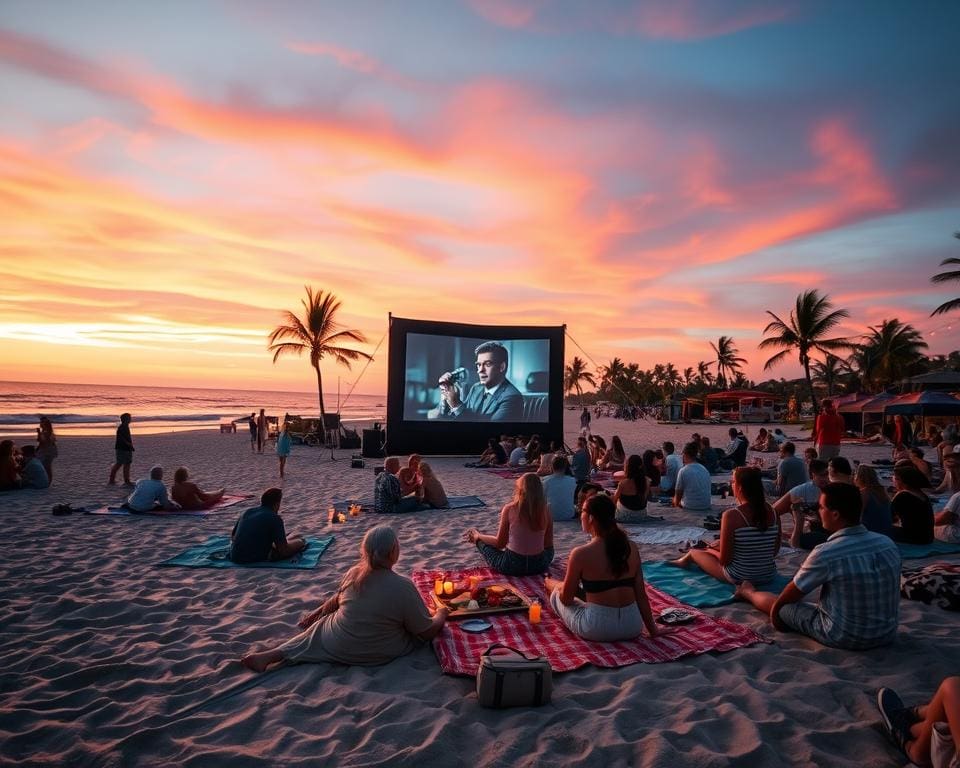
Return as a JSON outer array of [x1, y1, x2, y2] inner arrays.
[[362, 429, 384, 458]]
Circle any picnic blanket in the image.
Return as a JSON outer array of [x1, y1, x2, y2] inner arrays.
[[641, 561, 792, 608], [484, 468, 616, 483], [331, 495, 486, 513], [897, 540, 960, 560], [629, 526, 709, 545], [86, 494, 250, 517], [411, 567, 766, 676], [158, 534, 333, 569]]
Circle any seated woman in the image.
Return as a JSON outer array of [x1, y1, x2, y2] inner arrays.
[[575, 482, 604, 519], [854, 464, 892, 538], [587, 435, 606, 469], [525, 435, 542, 468], [642, 450, 661, 499], [598, 435, 626, 471], [667, 466, 780, 585], [750, 428, 776, 452], [934, 448, 960, 495], [398, 454, 423, 496], [464, 473, 554, 576], [890, 464, 934, 545], [544, 494, 659, 642], [536, 440, 561, 477], [0, 440, 22, 491], [612, 454, 651, 523], [241, 526, 448, 671], [418, 462, 448, 508], [475, 438, 507, 467], [171, 467, 225, 510]]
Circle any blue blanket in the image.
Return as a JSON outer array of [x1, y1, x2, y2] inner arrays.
[[898, 540, 960, 560], [642, 560, 792, 608], [158, 535, 333, 569], [332, 495, 486, 512]]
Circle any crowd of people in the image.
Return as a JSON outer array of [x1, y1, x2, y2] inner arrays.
[[0, 416, 56, 491]]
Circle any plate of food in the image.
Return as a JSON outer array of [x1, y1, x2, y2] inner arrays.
[[434, 583, 530, 618]]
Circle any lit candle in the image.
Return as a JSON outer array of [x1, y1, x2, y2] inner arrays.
[[443, 580, 454, 596], [434, 579, 444, 596], [468, 575, 480, 591], [338, 513, 347, 523], [528, 599, 541, 624]]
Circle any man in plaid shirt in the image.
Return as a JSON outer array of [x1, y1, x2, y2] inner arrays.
[[736, 482, 901, 649]]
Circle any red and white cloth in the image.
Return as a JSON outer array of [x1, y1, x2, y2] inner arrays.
[[412, 566, 767, 676]]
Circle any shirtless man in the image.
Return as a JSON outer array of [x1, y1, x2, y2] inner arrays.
[[171, 467, 226, 510]]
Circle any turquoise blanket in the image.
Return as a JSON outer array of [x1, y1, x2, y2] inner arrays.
[[898, 540, 960, 560], [332, 495, 486, 512], [642, 560, 792, 608], [158, 535, 333, 570]]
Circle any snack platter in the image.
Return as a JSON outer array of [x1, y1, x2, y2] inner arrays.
[[433, 583, 531, 619]]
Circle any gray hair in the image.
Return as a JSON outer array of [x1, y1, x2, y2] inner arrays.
[[340, 525, 398, 593]]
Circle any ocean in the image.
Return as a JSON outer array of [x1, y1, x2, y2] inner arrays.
[[0, 381, 386, 437]]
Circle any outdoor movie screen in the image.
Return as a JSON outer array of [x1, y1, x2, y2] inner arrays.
[[402, 333, 551, 423]]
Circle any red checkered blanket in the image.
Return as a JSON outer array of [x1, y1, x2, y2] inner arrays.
[[412, 567, 766, 676]]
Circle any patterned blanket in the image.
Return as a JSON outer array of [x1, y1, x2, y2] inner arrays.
[[412, 566, 766, 676]]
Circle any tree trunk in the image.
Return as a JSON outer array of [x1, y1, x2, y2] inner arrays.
[[804, 361, 819, 415], [315, 364, 327, 445]]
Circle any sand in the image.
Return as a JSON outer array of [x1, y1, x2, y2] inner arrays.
[[0, 413, 956, 767]]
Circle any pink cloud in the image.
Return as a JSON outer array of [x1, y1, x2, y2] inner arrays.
[[466, 0, 550, 29]]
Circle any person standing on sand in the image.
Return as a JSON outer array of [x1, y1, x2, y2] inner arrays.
[[256, 409, 267, 454], [36, 416, 57, 484], [811, 399, 845, 461], [248, 412, 257, 453], [580, 407, 591, 433], [276, 422, 291, 479], [108, 413, 134, 486]]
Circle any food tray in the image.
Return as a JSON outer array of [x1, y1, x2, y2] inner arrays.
[[433, 583, 532, 619]]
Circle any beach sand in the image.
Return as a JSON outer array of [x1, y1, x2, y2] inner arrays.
[[1, 413, 956, 767]]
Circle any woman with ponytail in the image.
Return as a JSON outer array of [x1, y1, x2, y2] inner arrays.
[[667, 465, 780, 584], [241, 526, 448, 672], [544, 494, 659, 641]]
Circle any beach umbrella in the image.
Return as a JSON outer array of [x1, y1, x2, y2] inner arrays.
[[837, 392, 896, 434], [883, 390, 960, 417]]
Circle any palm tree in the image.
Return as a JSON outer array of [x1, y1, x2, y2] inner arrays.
[[709, 335, 747, 389], [663, 363, 682, 394], [859, 318, 928, 389], [599, 357, 626, 397], [759, 289, 852, 414], [930, 231, 960, 316], [696, 360, 713, 387], [564, 356, 596, 405], [268, 287, 372, 442], [682, 366, 695, 389], [811, 354, 843, 397]]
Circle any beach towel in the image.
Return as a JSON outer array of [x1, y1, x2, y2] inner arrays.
[[331, 495, 486, 513], [641, 561, 792, 608], [86, 494, 250, 517], [629, 526, 709, 545], [158, 534, 333, 569], [897, 540, 960, 559], [411, 567, 766, 676]]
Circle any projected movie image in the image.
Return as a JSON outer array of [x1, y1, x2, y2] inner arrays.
[[403, 334, 550, 422]]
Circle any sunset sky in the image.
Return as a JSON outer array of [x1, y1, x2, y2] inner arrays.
[[2, 1, 959, 396]]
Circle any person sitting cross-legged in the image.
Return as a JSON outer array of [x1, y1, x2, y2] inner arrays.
[[464, 473, 554, 576], [544, 493, 659, 642], [735, 482, 901, 650], [673, 441, 712, 512], [668, 466, 780, 584], [543, 454, 577, 521], [613, 454, 651, 523], [230, 487, 305, 563]]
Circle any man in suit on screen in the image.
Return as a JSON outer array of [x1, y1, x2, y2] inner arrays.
[[428, 341, 525, 421]]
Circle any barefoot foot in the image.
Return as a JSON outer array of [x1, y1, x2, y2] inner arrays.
[[733, 580, 755, 601], [240, 652, 272, 673]]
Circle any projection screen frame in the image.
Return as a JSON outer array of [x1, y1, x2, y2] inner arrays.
[[385, 315, 566, 456]]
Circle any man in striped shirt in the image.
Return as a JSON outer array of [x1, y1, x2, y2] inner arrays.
[[735, 482, 901, 649]]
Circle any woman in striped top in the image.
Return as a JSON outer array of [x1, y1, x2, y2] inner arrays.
[[667, 466, 781, 585]]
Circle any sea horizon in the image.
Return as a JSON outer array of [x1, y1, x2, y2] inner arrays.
[[0, 380, 388, 438]]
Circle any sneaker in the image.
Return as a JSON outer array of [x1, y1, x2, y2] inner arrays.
[[877, 688, 912, 757]]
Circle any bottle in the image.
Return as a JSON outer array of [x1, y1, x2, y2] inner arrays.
[[528, 598, 541, 624]]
